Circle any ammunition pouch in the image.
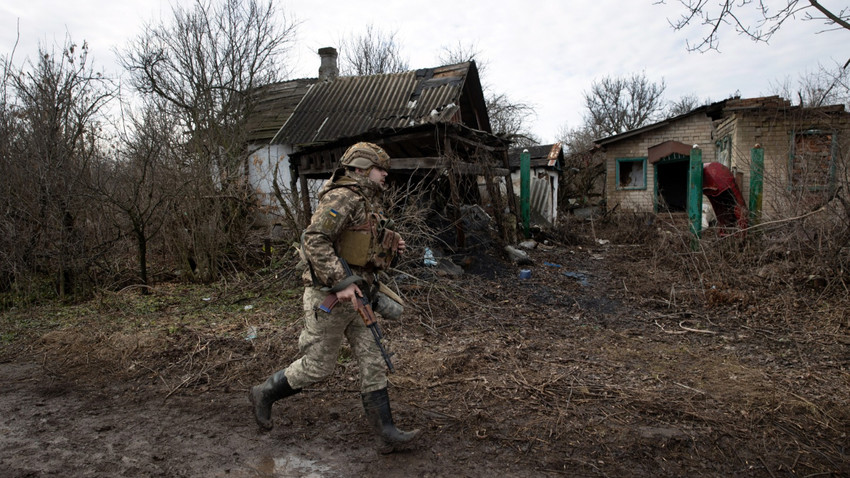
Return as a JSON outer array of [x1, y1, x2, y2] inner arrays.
[[336, 212, 400, 270]]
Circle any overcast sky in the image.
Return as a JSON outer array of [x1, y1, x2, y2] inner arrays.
[[2, 0, 845, 143]]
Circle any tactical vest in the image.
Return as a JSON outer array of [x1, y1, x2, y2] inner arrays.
[[326, 177, 401, 271], [336, 210, 400, 270]]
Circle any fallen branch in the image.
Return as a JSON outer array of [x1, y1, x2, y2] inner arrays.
[[654, 320, 685, 334], [678, 321, 717, 334], [674, 381, 706, 395], [427, 375, 488, 389]]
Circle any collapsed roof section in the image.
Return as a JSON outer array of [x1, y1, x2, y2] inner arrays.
[[507, 143, 564, 171]]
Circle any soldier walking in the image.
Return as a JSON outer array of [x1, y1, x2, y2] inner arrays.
[[249, 142, 420, 453]]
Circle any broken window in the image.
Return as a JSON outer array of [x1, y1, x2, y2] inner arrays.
[[715, 135, 731, 167], [616, 158, 646, 190], [790, 130, 835, 190]]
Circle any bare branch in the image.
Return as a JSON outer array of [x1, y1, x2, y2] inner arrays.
[[338, 23, 409, 76], [583, 72, 667, 137], [666, 0, 849, 55]]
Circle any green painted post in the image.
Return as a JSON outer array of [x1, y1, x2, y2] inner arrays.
[[748, 146, 764, 225], [688, 147, 703, 248], [520, 149, 530, 238]]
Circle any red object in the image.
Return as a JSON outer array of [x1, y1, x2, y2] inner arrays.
[[702, 162, 748, 232]]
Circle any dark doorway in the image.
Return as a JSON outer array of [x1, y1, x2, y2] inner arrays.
[[655, 158, 689, 212]]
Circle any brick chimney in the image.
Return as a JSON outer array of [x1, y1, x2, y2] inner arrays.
[[318, 47, 338, 81]]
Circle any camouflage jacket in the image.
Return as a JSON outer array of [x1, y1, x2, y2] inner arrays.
[[301, 172, 397, 290]]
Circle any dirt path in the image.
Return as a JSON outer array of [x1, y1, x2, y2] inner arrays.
[[2, 240, 848, 477], [1, 358, 521, 477]]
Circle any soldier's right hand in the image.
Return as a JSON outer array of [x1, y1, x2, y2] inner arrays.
[[336, 282, 363, 308]]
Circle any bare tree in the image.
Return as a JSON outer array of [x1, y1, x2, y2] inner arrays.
[[0, 40, 21, 291], [486, 94, 539, 147], [437, 41, 487, 74], [583, 72, 667, 137], [339, 24, 409, 76], [89, 102, 187, 291], [664, 0, 850, 65], [667, 93, 704, 117], [555, 124, 606, 211], [1, 39, 113, 296], [557, 124, 598, 156], [119, 0, 296, 281], [771, 61, 850, 108], [438, 42, 538, 146]]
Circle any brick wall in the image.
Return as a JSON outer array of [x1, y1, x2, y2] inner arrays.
[[604, 114, 715, 213], [731, 107, 850, 219]]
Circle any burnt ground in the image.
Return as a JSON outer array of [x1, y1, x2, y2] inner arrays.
[[1, 223, 849, 477]]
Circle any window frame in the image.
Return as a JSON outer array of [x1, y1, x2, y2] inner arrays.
[[788, 129, 836, 192], [615, 157, 648, 191]]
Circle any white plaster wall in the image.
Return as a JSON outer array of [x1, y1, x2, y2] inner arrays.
[[247, 143, 295, 226]]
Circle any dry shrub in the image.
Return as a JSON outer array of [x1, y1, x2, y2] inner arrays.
[[605, 198, 850, 318], [550, 215, 593, 246], [599, 211, 661, 245], [382, 173, 443, 270]]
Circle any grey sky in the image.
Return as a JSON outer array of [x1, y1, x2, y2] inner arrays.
[[2, 0, 844, 143]]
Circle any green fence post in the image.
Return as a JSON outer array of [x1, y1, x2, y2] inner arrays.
[[748, 145, 764, 225], [520, 149, 530, 238], [688, 146, 703, 249]]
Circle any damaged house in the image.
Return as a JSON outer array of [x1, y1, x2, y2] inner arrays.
[[500, 143, 564, 226], [595, 96, 850, 229], [245, 47, 515, 246]]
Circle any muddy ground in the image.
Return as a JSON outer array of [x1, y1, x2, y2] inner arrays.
[[1, 221, 849, 477]]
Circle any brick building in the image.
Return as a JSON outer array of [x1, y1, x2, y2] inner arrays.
[[595, 96, 850, 222]]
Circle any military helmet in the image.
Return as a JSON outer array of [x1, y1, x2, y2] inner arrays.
[[340, 142, 391, 171]]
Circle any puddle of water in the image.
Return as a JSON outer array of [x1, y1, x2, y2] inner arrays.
[[249, 453, 332, 478]]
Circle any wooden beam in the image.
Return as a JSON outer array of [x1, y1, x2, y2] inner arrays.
[[447, 132, 506, 152], [388, 157, 508, 175], [298, 156, 508, 176]]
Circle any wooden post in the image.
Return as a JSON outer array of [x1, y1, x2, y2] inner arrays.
[[748, 145, 764, 225], [520, 149, 530, 238], [298, 170, 312, 221], [501, 149, 518, 243], [688, 147, 703, 249]]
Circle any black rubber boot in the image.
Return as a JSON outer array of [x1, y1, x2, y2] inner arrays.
[[249, 370, 300, 430], [361, 388, 421, 454]]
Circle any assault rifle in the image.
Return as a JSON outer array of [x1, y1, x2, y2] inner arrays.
[[318, 258, 395, 372]]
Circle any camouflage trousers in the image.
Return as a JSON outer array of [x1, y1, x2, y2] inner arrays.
[[284, 286, 388, 394]]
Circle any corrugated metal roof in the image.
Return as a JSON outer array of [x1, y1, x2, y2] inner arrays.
[[272, 62, 475, 146]]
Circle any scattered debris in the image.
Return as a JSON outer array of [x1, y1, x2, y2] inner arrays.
[[518, 240, 538, 250], [504, 245, 533, 265], [423, 247, 437, 266], [563, 271, 590, 286], [244, 326, 258, 342]]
